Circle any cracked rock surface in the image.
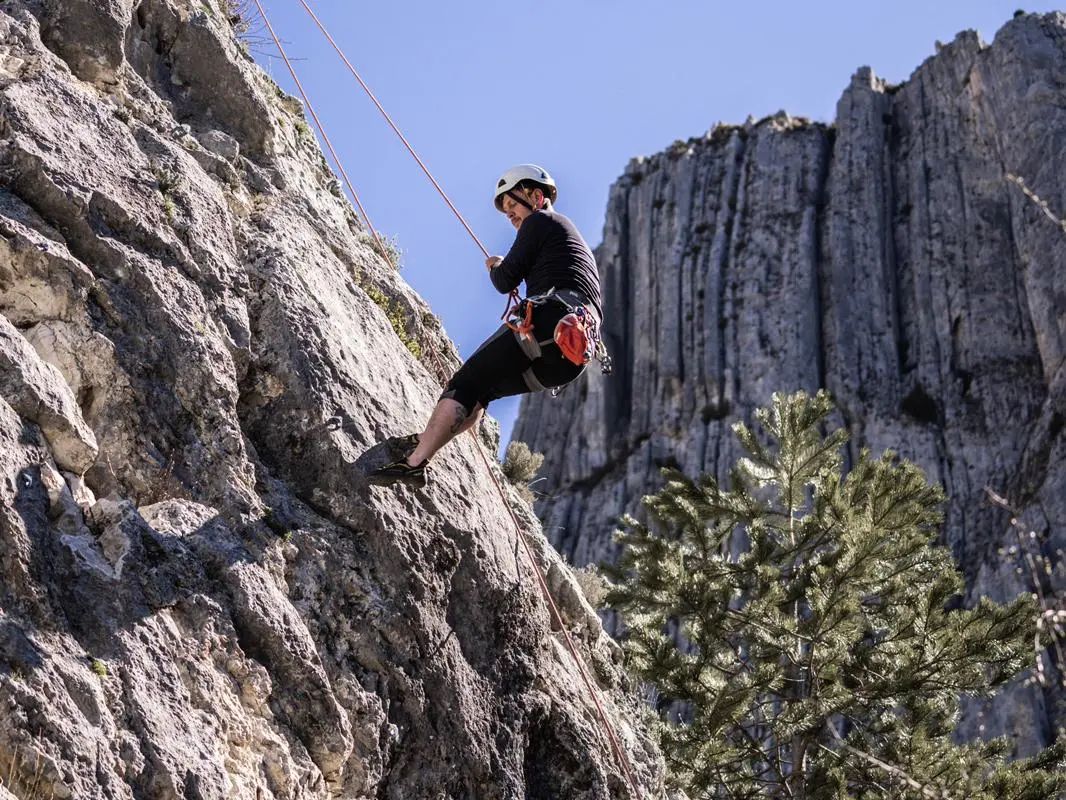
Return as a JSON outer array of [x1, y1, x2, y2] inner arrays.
[[515, 12, 1066, 758], [0, 1, 663, 797]]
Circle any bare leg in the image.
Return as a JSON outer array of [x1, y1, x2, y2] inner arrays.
[[407, 401, 484, 466], [454, 403, 484, 437]]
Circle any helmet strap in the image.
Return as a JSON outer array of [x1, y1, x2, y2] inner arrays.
[[506, 190, 535, 212]]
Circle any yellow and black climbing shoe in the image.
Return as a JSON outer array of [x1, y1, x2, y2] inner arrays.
[[367, 458, 427, 487], [389, 433, 420, 459]]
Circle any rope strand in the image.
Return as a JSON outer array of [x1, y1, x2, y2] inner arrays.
[[297, 0, 490, 259], [297, 0, 523, 322], [251, 0, 397, 269]]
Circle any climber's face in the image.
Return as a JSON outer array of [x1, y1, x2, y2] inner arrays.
[[500, 194, 531, 229], [500, 188, 544, 230]]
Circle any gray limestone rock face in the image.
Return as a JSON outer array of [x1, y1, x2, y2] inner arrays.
[[196, 128, 240, 161], [0, 1, 664, 798], [0, 313, 98, 472], [514, 12, 1066, 758], [38, 0, 135, 86]]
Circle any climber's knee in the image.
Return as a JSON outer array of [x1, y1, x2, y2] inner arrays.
[[440, 380, 481, 417]]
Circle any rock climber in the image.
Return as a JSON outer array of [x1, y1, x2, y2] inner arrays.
[[368, 164, 605, 486]]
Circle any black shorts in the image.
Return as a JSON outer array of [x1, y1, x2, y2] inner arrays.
[[441, 300, 584, 414]]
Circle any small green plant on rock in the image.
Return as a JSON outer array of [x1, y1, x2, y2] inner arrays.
[[151, 164, 180, 196], [162, 196, 177, 224], [151, 163, 181, 224], [276, 91, 304, 118], [262, 507, 289, 538], [90, 658, 108, 677], [355, 229, 404, 270], [379, 234, 403, 270], [251, 192, 272, 213], [363, 283, 422, 359]]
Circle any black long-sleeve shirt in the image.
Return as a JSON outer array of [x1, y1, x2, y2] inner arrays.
[[489, 210, 603, 320]]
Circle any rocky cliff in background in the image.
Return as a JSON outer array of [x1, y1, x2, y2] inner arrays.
[[0, 1, 664, 798], [514, 11, 1066, 757]]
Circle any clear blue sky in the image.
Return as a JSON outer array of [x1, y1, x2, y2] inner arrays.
[[251, 1, 1057, 450]]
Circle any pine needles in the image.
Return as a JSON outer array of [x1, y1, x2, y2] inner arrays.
[[607, 390, 1066, 799]]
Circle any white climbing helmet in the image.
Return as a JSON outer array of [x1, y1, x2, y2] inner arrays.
[[493, 164, 558, 211]]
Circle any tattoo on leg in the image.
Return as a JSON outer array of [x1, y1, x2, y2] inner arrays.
[[449, 405, 468, 435]]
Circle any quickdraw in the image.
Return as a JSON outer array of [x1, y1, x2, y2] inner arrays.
[[503, 294, 535, 338]]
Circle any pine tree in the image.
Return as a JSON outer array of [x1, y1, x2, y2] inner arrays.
[[606, 390, 1066, 800]]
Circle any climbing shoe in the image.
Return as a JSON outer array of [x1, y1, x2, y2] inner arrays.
[[388, 433, 420, 459], [367, 458, 427, 487]]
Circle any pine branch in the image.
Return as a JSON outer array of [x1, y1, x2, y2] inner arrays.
[[985, 486, 1066, 689], [609, 392, 1064, 798], [824, 721, 954, 800]]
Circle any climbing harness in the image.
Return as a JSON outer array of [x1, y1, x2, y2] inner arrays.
[[254, 5, 641, 797], [504, 288, 614, 375]]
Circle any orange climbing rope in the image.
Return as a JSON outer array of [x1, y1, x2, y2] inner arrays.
[[254, 4, 644, 798], [250, 0, 397, 269], [294, 0, 525, 324], [297, 0, 489, 257]]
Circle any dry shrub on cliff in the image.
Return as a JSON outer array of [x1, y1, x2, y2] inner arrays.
[[573, 564, 608, 608], [502, 441, 544, 504], [217, 0, 271, 56], [502, 441, 543, 482]]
